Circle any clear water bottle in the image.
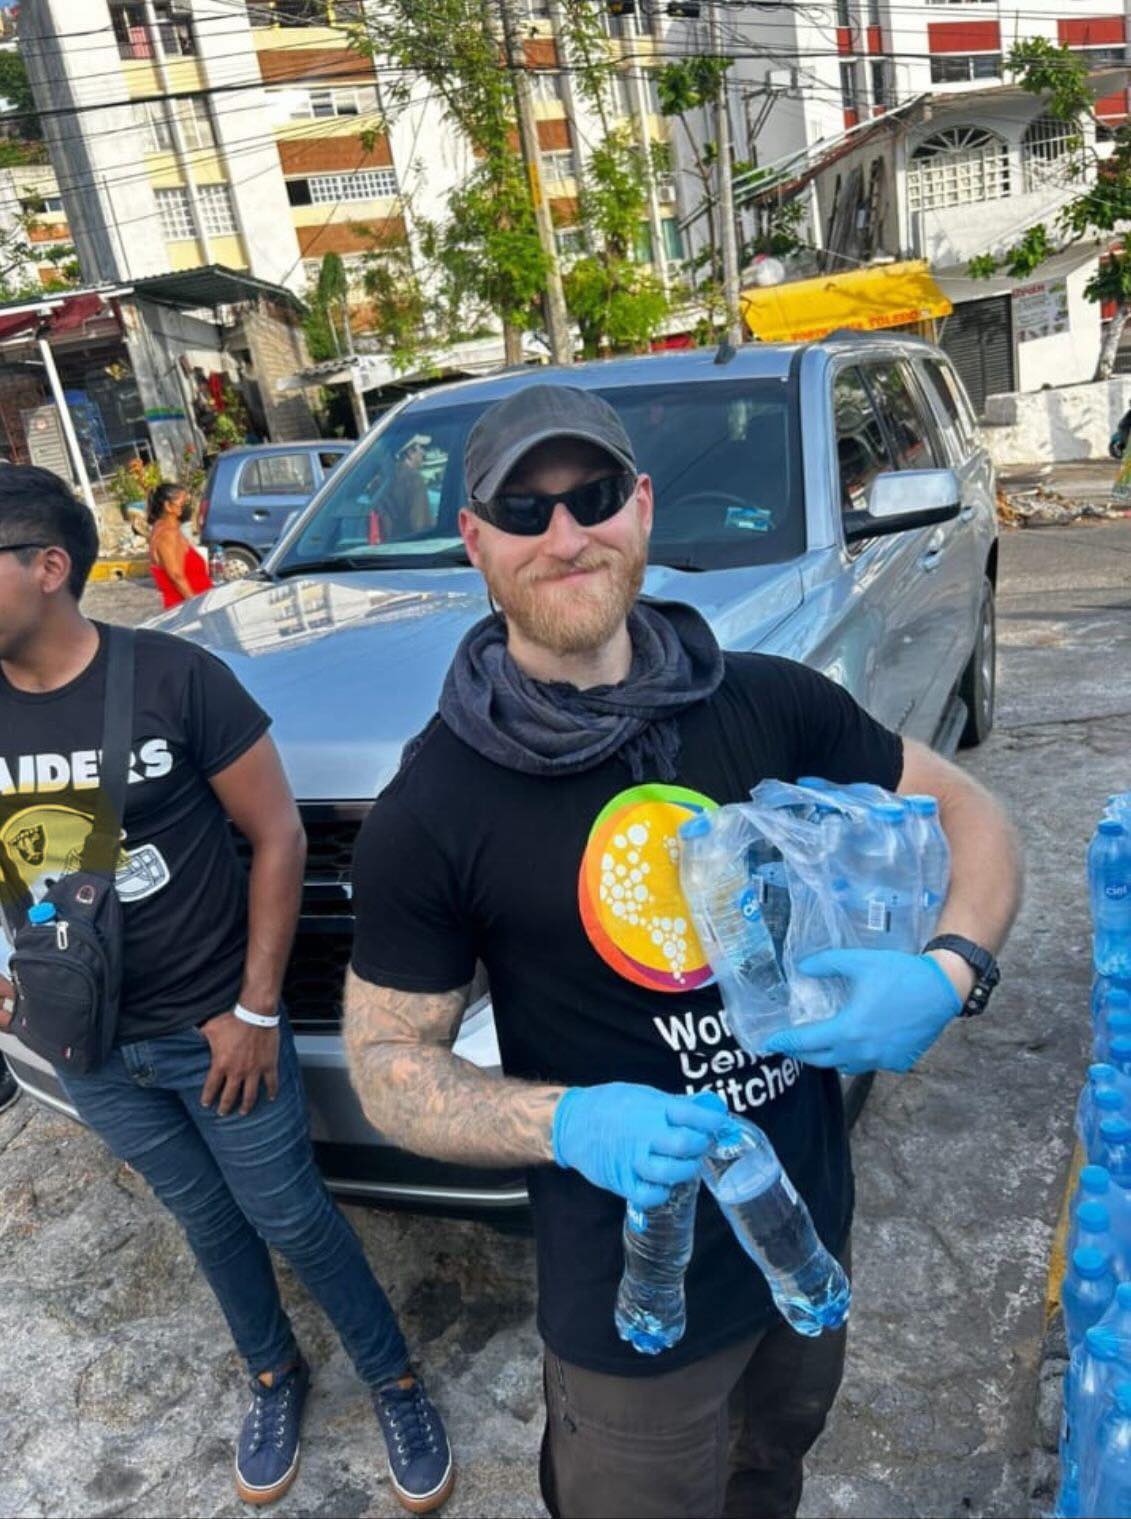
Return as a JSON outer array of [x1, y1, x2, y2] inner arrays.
[[905, 794, 950, 945], [702, 1116, 850, 1337], [1071, 1201, 1119, 1274], [679, 813, 791, 1055], [614, 1176, 700, 1356], [840, 801, 919, 954], [1064, 1245, 1118, 1350], [1100, 1280, 1131, 1342], [1087, 1378, 1131, 1516], [1101, 1117, 1131, 1195], [1095, 983, 1131, 1037], [1098, 1007, 1131, 1063], [1091, 820, 1131, 977], [1078, 1166, 1131, 1255], [1079, 1066, 1127, 1162], [1111, 1038, 1131, 1084], [1056, 1324, 1122, 1519], [753, 858, 792, 957]]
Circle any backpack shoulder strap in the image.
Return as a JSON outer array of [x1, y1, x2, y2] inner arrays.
[[81, 626, 136, 877]]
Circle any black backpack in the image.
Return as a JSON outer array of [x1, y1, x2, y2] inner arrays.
[[9, 627, 134, 1074]]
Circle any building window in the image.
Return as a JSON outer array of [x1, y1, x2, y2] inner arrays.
[[1071, 46, 1127, 70], [555, 227, 584, 261], [530, 72, 563, 104], [541, 150, 575, 183], [908, 125, 1010, 212], [662, 218, 683, 259], [840, 62, 860, 113], [282, 84, 381, 118], [155, 186, 195, 241], [22, 193, 64, 218], [929, 53, 1001, 83], [249, 0, 364, 25], [1022, 113, 1081, 192], [112, 3, 195, 59], [287, 168, 399, 205], [198, 183, 237, 236], [140, 98, 215, 153], [870, 59, 890, 108]]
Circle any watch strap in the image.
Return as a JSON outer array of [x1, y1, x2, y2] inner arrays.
[[924, 934, 1000, 1018]]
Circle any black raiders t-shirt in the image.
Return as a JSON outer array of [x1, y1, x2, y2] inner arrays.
[[0, 623, 270, 1044], [351, 653, 904, 1375]]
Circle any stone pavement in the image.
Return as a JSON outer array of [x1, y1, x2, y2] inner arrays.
[[2, 524, 1126, 1517]]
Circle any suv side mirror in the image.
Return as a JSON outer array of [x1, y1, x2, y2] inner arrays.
[[843, 468, 961, 543]]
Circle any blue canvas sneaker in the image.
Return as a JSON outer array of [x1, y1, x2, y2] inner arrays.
[[234, 1356, 310, 1507], [373, 1372, 454, 1514]]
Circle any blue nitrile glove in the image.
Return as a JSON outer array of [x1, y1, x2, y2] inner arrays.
[[762, 949, 963, 1075], [552, 1083, 729, 1210]]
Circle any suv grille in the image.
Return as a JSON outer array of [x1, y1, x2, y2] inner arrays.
[[234, 803, 368, 1030]]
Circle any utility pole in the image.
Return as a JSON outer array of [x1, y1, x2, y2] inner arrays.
[[500, 0, 573, 366], [708, 1, 744, 345]]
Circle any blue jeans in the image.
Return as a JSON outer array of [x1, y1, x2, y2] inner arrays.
[[60, 1020, 409, 1385]]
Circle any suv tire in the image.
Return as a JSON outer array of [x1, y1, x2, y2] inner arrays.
[[958, 576, 995, 748], [218, 545, 260, 581]]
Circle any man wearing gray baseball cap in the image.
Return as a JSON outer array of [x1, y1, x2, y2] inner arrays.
[[344, 382, 1018, 1517]]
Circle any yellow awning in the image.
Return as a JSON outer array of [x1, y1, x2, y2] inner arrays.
[[740, 260, 952, 343]]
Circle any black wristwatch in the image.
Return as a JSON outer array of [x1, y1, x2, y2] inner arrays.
[[924, 934, 1001, 1018]]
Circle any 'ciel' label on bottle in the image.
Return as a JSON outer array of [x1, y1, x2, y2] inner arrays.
[[1106, 883, 1131, 900]]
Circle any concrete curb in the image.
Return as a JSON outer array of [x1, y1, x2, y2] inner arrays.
[[89, 559, 151, 583]]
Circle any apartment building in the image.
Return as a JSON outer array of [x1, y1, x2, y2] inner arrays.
[[0, 162, 74, 289]]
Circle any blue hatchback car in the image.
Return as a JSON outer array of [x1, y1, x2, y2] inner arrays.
[[199, 440, 352, 579]]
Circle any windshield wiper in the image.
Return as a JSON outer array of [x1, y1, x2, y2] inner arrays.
[[273, 555, 375, 578], [654, 558, 708, 573]]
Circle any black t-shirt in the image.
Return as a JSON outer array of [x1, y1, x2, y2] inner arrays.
[[351, 653, 903, 1375], [0, 623, 270, 1044]]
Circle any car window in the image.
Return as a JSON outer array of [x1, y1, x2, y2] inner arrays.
[[917, 360, 964, 463], [319, 449, 348, 473], [275, 379, 804, 575], [240, 452, 314, 496], [834, 366, 895, 514], [863, 361, 940, 471], [933, 360, 978, 448]]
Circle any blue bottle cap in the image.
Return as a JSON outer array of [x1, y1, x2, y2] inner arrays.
[[1079, 1200, 1112, 1231], [1086, 1325, 1121, 1358], [1109, 1011, 1131, 1033], [873, 801, 906, 822], [1101, 1115, 1131, 1142], [1099, 819, 1127, 837], [1111, 989, 1131, 1010], [679, 813, 711, 840], [26, 901, 56, 924], [1112, 1039, 1131, 1064], [1082, 1164, 1112, 1193], [1116, 1282, 1131, 1309], [1092, 1063, 1119, 1084], [1097, 1089, 1125, 1112], [1073, 1246, 1110, 1278], [1114, 1380, 1131, 1415], [906, 795, 939, 815]]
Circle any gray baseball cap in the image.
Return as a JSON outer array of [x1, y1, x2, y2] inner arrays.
[[464, 383, 636, 504]]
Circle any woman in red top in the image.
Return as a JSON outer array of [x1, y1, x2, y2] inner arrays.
[[147, 482, 214, 608]]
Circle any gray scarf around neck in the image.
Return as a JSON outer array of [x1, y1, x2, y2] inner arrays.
[[435, 598, 725, 782]]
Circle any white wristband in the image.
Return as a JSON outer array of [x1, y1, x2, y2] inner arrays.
[[234, 1003, 280, 1029]]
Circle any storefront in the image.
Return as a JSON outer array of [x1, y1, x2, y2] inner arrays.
[[739, 260, 953, 344]]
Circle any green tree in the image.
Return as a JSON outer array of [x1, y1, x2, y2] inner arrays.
[[359, 239, 432, 373], [967, 39, 1131, 378], [316, 250, 354, 355], [0, 51, 42, 140], [657, 55, 732, 282]]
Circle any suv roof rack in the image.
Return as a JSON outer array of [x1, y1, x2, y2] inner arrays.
[[713, 339, 737, 365]]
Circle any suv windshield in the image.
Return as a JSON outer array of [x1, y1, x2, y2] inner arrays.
[[273, 378, 802, 576]]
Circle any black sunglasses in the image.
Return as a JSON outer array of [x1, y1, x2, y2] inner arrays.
[[472, 472, 637, 537], [0, 542, 50, 554]]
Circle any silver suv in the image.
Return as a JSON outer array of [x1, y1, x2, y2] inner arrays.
[[3, 334, 997, 1221]]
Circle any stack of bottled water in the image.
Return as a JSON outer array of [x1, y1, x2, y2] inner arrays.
[[1054, 794, 1131, 1516], [677, 780, 950, 1053], [615, 1116, 850, 1355]]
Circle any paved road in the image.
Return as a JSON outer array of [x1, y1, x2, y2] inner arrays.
[[2, 528, 1127, 1518]]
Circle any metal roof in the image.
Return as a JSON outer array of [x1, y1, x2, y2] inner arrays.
[[132, 264, 306, 314], [401, 345, 802, 414]]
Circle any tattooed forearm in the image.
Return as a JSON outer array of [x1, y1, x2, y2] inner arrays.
[[343, 968, 564, 1166]]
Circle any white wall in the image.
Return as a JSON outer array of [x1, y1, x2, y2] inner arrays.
[[981, 377, 1131, 463], [1013, 258, 1102, 391]]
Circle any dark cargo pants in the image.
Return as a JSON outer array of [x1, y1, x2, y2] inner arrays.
[[540, 1249, 849, 1519]]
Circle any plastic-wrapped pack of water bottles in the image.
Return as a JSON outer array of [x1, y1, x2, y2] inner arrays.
[[676, 777, 950, 1055], [1055, 794, 1131, 1517]]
